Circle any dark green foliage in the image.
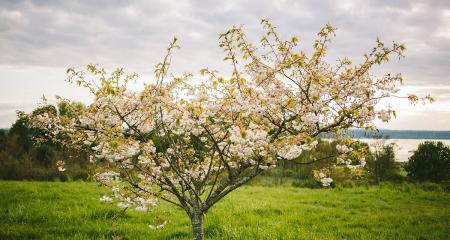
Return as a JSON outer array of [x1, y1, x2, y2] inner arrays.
[[264, 139, 338, 183], [366, 144, 402, 184], [0, 105, 91, 181], [405, 141, 450, 182], [291, 178, 322, 188], [270, 140, 372, 186], [340, 180, 356, 188], [415, 181, 444, 192], [57, 100, 84, 117]]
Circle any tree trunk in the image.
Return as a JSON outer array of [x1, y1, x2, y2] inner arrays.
[[191, 211, 204, 240]]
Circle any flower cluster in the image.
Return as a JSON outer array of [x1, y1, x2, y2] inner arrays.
[[99, 195, 113, 203], [317, 171, 333, 187], [149, 220, 168, 230], [56, 160, 66, 172]]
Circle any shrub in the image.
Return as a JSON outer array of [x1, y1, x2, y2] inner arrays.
[[405, 141, 450, 182], [340, 180, 356, 188], [366, 144, 402, 183], [292, 179, 322, 188], [416, 181, 443, 192]]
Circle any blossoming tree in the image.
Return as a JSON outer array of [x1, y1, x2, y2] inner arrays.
[[30, 20, 431, 240]]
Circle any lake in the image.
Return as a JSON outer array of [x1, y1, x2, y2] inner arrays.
[[358, 139, 450, 161]]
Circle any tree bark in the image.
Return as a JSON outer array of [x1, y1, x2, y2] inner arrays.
[[191, 211, 204, 240]]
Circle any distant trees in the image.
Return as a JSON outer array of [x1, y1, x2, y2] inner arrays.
[[405, 141, 450, 182], [366, 144, 401, 184], [4, 104, 448, 188], [0, 103, 90, 181]]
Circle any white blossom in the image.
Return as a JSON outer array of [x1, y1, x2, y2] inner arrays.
[[149, 220, 168, 230], [99, 195, 113, 203], [320, 177, 333, 187], [117, 202, 130, 209], [135, 205, 148, 212]]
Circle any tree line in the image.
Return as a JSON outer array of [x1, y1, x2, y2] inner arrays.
[[0, 104, 91, 181], [1, 105, 448, 185]]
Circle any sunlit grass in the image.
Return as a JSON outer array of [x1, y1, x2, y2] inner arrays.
[[0, 181, 449, 239]]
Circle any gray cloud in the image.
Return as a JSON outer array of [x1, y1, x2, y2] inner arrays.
[[1, 1, 449, 76], [0, 102, 36, 128], [0, 0, 449, 128]]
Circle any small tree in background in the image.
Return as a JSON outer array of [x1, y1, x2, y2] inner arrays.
[[30, 20, 431, 240], [406, 141, 450, 182], [366, 143, 401, 184]]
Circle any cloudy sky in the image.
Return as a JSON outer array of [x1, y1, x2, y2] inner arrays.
[[0, 0, 449, 130]]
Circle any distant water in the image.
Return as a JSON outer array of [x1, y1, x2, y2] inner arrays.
[[345, 129, 450, 139], [358, 139, 450, 162], [319, 129, 450, 161]]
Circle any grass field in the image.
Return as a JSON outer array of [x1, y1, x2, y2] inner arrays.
[[0, 181, 449, 239]]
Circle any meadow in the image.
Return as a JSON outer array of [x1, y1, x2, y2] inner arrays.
[[0, 181, 449, 240]]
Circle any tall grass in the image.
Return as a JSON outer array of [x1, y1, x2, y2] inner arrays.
[[0, 181, 449, 239]]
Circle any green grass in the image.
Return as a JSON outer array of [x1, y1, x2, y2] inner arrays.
[[0, 181, 449, 239]]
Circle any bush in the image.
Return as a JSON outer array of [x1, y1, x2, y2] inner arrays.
[[366, 144, 402, 184], [405, 141, 450, 182], [0, 107, 91, 181], [340, 180, 356, 188], [416, 181, 443, 192], [441, 181, 450, 192], [291, 178, 322, 188]]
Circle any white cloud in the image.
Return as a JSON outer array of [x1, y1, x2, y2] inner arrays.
[[0, 0, 449, 129]]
